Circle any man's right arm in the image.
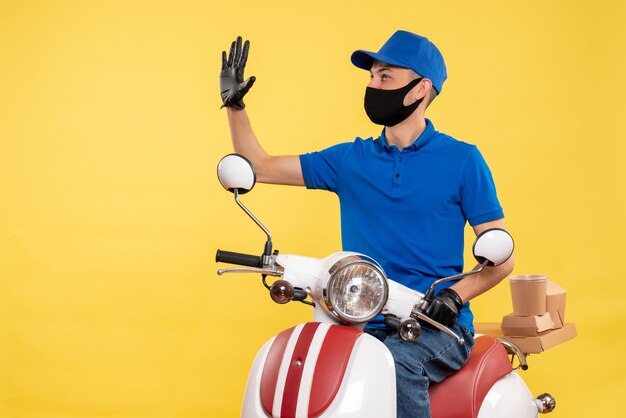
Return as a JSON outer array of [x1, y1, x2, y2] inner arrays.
[[220, 36, 304, 186], [226, 108, 304, 186]]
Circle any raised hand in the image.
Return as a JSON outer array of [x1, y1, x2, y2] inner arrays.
[[220, 36, 256, 109]]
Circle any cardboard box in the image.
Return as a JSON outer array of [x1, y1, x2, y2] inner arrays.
[[546, 281, 566, 328], [475, 322, 577, 354], [501, 312, 555, 337]]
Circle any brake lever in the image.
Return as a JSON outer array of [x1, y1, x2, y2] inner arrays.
[[217, 267, 283, 276], [411, 311, 465, 345]]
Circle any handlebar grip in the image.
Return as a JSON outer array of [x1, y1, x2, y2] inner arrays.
[[215, 249, 262, 267]]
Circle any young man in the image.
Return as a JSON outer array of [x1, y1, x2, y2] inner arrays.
[[219, 30, 514, 418]]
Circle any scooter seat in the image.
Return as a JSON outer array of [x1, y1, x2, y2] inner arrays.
[[429, 335, 512, 418]]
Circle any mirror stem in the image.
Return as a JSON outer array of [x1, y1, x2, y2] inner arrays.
[[234, 189, 273, 255], [421, 260, 489, 308]]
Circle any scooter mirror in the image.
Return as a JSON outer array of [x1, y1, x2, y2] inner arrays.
[[217, 154, 256, 194], [472, 228, 514, 267]]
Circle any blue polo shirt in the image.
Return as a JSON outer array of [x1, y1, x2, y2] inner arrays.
[[299, 120, 503, 333]]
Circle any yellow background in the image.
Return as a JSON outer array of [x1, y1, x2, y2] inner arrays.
[[1, 0, 624, 417]]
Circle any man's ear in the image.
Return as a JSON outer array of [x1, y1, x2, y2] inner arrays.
[[406, 78, 432, 105], [417, 78, 432, 101]]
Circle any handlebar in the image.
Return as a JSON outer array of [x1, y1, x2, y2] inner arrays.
[[216, 249, 262, 268]]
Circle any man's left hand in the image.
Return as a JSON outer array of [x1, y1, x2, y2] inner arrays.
[[425, 288, 463, 327]]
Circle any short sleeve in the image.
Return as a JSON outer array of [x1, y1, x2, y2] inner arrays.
[[460, 146, 504, 226], [299, 142, 351, 192]]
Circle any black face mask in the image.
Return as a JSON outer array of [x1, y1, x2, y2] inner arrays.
[[364, 78, 423, 127]]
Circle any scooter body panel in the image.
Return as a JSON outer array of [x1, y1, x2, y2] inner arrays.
[[241, 323, 396, 418], [477, 371, 538, 418]]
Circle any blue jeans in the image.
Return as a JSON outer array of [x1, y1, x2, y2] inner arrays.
[[366, 322, 475, 418]]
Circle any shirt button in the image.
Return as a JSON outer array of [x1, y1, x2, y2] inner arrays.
[[395, 173, 400, 178], [398, 157, 403, 161]]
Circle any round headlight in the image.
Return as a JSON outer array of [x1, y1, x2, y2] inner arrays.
[[324, 255, 388, 323]]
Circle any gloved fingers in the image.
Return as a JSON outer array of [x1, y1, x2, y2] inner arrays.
[[221, 50, 228, 70], [234, 36, 243, 66], [425, 299, 438, 317], [426, 298, 455, 327], [240, 39, 250, 68], [227, 39, 236, 66], [240, 76, 256, 94]]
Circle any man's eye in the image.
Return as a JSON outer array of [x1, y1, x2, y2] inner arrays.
[[381, 74, 389, 80]]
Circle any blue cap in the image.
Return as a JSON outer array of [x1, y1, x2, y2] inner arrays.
[[351, 30, 447, 94]]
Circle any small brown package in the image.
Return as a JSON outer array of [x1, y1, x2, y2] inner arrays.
[[500, 312, 555, 337]]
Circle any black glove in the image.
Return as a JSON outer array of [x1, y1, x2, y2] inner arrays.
[[220, 36, 256, 110], [425, 288, 463, 328]]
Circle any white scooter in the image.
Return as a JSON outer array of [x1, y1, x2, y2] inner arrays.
[[215, 154, 556, 418]]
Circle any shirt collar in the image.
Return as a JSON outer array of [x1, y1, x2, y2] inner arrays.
[[379, 119, 437, 153]]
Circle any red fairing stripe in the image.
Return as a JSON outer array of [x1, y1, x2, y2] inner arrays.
[[260, 326, 295, 416], [259, 323, 363, 418], [308, 326, 362, 417], [280, 323, 321, 417]]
